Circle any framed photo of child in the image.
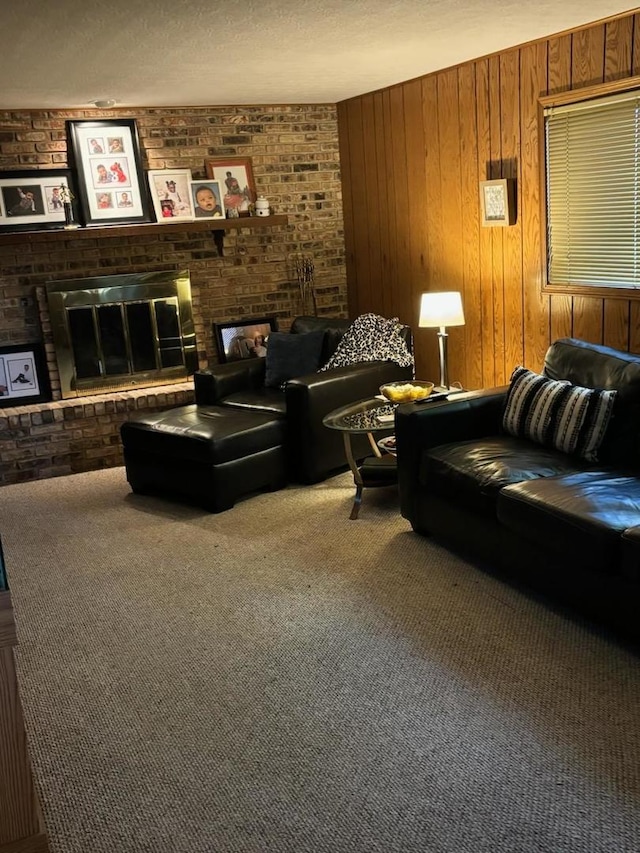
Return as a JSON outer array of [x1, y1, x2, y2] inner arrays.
[[147, 169, 195, 223], [67, 119, 151, 227], [204, 157, 256, 217], [0, 169, 79, 233], [189, 180, 225, 220]]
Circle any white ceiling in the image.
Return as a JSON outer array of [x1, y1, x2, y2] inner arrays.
[[2, 1, 636, 109]]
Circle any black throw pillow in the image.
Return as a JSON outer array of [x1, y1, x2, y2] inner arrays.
[[264, 330, 325, 388]]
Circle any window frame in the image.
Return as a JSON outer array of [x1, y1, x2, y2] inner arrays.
[[540, 74, 640, 300]]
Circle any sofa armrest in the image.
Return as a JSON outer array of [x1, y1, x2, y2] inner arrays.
[[194, 359, 266, 405], [395, 387, 508, 522], [285, 360, 413, 482]]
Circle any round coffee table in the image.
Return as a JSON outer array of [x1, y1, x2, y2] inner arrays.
[[323, 397, 398, 519]]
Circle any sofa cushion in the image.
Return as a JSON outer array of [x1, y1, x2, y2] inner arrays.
[[497, 472, 640, 575], [421, 436, 589, 516], [502, 366, 616, 462], [290, 315, 351, 365], [320, 313, 414, 371], [219, 387, 287, 415], [264, 330, 325, 388], [544, 337, 640, 467]]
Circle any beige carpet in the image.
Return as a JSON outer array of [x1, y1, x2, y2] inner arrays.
[[0, 468, 639, 852]]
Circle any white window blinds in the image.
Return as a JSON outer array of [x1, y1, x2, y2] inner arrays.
[[545, 90, 640, 289]]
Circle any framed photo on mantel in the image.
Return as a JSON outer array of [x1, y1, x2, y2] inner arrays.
[[67, 119, 152, 227], [0, 168, 79, 233], [204, 156, 256, 216]]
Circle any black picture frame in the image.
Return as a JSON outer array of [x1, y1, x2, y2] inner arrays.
[[0, 169, 79, 233], [66, 119, 151, 227], [213, 316, 278, 363], [0, 342, 51, 407]]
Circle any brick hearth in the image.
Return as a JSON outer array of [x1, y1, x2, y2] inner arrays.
[[0, 384, 194, 485]]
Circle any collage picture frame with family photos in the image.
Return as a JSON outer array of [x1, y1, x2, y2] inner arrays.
[[67, 119, 151, 227]]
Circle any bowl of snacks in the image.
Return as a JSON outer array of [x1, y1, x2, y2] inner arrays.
[[379, 380, 435, 404]]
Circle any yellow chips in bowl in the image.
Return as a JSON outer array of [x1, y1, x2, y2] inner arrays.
[[380, 381, 434, 403]]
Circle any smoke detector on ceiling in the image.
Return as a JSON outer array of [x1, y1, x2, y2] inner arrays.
[[91, 99, 117, 109]]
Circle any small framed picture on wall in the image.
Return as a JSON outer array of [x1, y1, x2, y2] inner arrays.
[[479, 178, 516, 227]]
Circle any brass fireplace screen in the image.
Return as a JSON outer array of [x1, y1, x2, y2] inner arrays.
[[46, 270, 197, 399]]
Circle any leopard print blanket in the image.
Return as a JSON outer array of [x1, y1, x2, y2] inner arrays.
[[319, 313, 414, 371]]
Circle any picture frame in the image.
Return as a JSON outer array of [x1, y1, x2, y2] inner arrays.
[[147, 169, 194, 222], [0, 169, 79, 233], [67, 119, 151, 226], [189, 179, 225, 220], [479, 178, 516, 227], [0, 343, 51, 407], [213, 316, 278, 363], [204, 157, 256, 216]]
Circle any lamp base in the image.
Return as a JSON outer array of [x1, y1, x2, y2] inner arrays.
[[433, 385, 465, 395]]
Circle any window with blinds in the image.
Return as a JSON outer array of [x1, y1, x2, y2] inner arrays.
[[545, 89, 640, 292]]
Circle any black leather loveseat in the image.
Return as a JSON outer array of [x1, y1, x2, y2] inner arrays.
[[396, 337, 640, 642]]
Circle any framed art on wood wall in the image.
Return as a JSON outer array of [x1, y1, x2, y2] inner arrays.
[[0, 169, 79, 233], [204, 157, 256, 216], [67, 119, 152, 226], [0, 343, 51, 407], [479, 178, 516, 227]]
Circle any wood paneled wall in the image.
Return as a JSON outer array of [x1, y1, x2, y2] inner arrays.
[[338, 11, 640, 389]]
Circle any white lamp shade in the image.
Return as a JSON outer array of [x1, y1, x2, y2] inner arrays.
[[419, 291, 465, 328]]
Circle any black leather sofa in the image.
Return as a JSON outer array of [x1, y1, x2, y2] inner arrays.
[[396, 337, 640, 642], [194, 315, 413, 484]]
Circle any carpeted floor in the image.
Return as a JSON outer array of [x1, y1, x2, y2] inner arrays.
[[0, 467, 639, 852]]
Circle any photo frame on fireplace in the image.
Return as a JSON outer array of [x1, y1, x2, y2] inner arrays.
[[213, 316, 278, 363], [0, 169, 79, 233], [67, 119, 152, 226], [189, 179, 225, 220], [204, 157, 256, 216], [0, 343, 51, 407], [147, 169, 195, 223]]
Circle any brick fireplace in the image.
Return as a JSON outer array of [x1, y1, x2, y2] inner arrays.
[[0, 103, 347, 485]]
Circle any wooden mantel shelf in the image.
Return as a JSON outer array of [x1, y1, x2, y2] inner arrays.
[[0, 214, 288, 254]]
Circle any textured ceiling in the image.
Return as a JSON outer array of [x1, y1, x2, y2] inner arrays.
[[1, 0, 636, 109]]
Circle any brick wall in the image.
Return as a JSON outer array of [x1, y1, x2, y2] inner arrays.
[[0, 104, 347, 484]]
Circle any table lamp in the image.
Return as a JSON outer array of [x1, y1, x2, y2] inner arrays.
[[418, 291, 465, 391]]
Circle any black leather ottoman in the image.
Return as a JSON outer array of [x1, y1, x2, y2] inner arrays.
[[120, 404, 286, 512]]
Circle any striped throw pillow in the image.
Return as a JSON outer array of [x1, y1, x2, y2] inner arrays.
[[502, 366, 616, 462]]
